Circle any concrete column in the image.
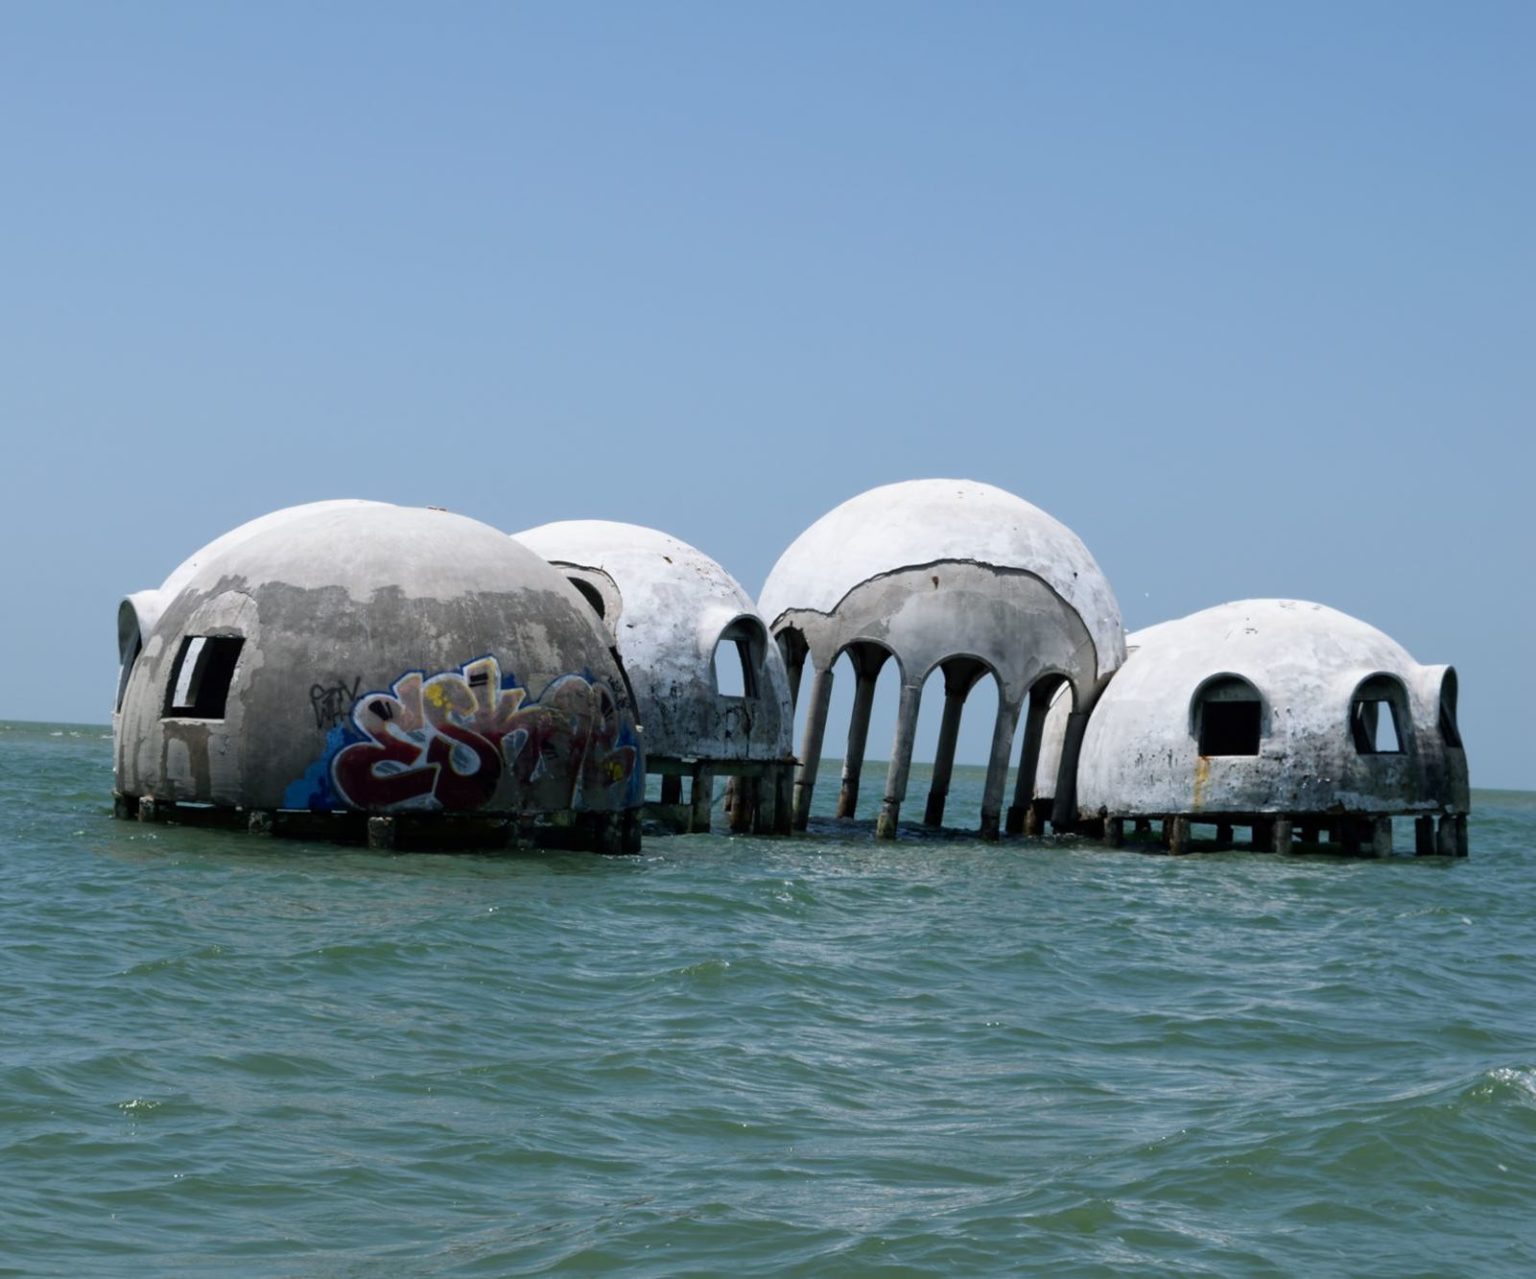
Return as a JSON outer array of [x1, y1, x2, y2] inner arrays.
[[923, 689, 968, 828], [1251, 818, 1273, 851], [729, 775, 757, 834], [594, 812, 624, 854], [773, 763, 794, 836], [1049, 710, 1092, 833], [1216, 822, 1234, 847], [660, 774, 683, 805], [367, 816, 396, 850], [792, 667, 835, 831], [1434, 813, 1455, 855], [1370, 816, 1394, 856], [1455, 813, 1469, 857], [1272, 817, 1294, 854], [753, 769, 777, 835], [837, 668, 881, 819], [1105, 816, 1125, 848], [1006, 690, 1051, 835], [1415, 815, 1436, 856], [875, 682, 923, 840], [979, 700, 1022, 841], [1167, 815, 1191, 855], [690, 764, 714, 834], [785, 657, 804, 713]]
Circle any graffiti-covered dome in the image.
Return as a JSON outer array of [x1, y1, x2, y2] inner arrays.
[[113, 502, 643, 843]]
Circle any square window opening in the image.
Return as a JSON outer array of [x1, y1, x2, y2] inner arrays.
[[1199, 700, 1261, 756], [164, 635, 244, 719]]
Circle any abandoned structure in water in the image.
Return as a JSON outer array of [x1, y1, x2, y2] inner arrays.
[[114, 501, 644, 851], [112, 481, 1471, 854], [513, 520, 795, 837]]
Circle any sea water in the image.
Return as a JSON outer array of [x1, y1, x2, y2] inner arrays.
[[2, 719, 1533, 1277]]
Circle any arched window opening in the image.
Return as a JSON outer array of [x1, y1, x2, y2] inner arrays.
[[1350, 675, 1408, 755], [164, 635, 244, 719], [116, 599, 143, 713], [713, 619, 762, 699], [1439, 668, 1463, 749], [569, 577, 605, 619], [1193, 676, 1262, 756]]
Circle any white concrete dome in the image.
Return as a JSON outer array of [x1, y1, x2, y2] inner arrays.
[[1075, 599, 1468, 819], [760, 478, 1127, 840], [759, 478, 1125, 680], [114, 503, 644, 829], [513, 520, 793, 764]]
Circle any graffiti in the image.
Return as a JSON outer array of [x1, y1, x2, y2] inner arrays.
[[309, 676, 363, 730], [283, 656, 640, 814]]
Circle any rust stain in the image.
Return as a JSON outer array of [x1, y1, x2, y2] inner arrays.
[[1192, 755, 1210, 812]]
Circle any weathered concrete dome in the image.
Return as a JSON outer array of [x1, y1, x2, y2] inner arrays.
[[759, 478, 1124, 689], [114, 502, 644, 846], [514, 521, 793, 764], [760, 478, 1127, 839], [1075, 599, 1469, 841]]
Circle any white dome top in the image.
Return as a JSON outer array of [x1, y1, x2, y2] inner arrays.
[[154, 500, 391, 599], [1118, 599, 1417, 688], [515, 519, 759, 644], [758, 478, 1123, 669]]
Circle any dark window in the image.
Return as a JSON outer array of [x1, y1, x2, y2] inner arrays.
[[1193, 676, 1262, 755], [1200, 700, 1261, 756], [164, 636, 244, 719]]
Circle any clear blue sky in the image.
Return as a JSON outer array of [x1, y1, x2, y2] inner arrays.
[[2, 3, 1531, 788]]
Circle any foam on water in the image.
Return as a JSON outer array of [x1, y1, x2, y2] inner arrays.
[[1, 721, 1534, 1276]]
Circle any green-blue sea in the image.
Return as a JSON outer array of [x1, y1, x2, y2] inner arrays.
[[3, 719, 1533, 1277]]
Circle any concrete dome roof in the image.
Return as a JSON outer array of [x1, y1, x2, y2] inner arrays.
[[515, 519, 761, 652], [1076, 599, 1467, 818], [758, 478, 1123, 673], [122, 500, 391, 658], [514, 519, 793, 762], [166, 503, 556, 600]]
